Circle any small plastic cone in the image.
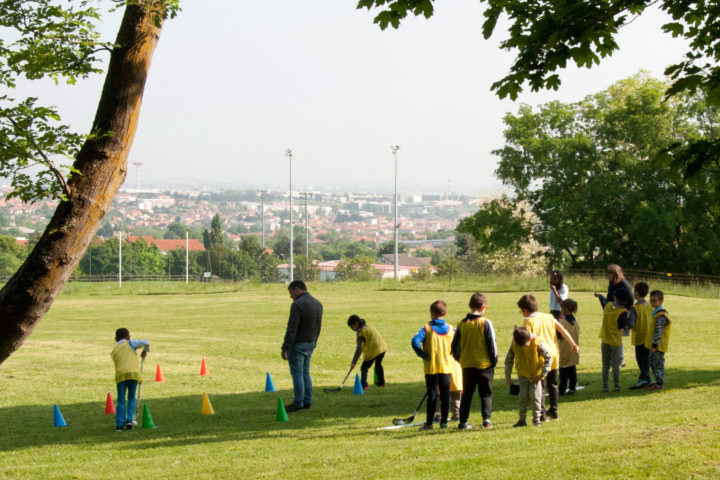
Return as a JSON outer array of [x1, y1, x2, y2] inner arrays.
[[141, 404, 157, 429], [200, 357, 209, 376], [373, 366, 379, 384], [202, 392, 215, 415], [154, 364, 165, 382], [104, 392, 116, 414], [353, 373, 364, 395], [276, 398, 289, 422], [265, 372, 276, 392], [53, 404, 68, 427]]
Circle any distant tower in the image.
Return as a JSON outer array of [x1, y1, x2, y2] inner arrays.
[[132, 162, 144, 192]]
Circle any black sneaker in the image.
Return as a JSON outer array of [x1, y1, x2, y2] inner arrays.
[[284, 403, 304, 412], [115, 426, 123, 432], [458, 422, 473, 430], [125, 421, 134, 430], [418, 423, 433, 431], [301, 403, 311, 410], [513, 420, 527, 428]]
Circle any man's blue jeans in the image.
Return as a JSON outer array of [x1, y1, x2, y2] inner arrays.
[[116, 379, 138, 427], [287, 342, 316, 407]]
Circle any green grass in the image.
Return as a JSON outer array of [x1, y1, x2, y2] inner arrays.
[[1, 281, 719, 479]]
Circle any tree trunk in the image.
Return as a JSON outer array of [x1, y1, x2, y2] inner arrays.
[[0, 4, 165, 365]]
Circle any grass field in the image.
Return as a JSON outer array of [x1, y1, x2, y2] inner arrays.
[[1, 281, 719, 479]]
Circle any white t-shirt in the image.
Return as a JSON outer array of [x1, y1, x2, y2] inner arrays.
[[549, 284, 569, 312]]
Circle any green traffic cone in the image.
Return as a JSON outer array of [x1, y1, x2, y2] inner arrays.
[[141, 404, 157, 429], [373, 366, 378, 384], [276, 398, 288, 422]]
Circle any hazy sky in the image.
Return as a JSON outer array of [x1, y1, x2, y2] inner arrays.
[[17, 1, 690, 194]]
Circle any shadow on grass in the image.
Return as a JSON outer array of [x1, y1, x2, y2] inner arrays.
[[1, 368, 717, 451]]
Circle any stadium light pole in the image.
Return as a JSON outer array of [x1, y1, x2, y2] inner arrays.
[[118, 231, 122, 288], [259, 190, 267, 249], [286, 149, 294, 283], [391, 145, 400, 281]]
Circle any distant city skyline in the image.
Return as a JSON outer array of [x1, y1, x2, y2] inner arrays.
[[14, 1, 689, 195]]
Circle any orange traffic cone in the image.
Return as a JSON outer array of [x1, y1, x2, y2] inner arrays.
[[200, 357, 209, 376], [154, 364, 165, 382], [104, 392, 116, 415]]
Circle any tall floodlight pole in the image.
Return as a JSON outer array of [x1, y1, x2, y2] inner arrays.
[[391, 145, 400, 280], [185, 231, 189, 284], [300, 192, 312, 278], [132, 162, 144, 192], [118, 231, 122, 288], [286, 149, 294, 283], [259, 190, 267, 249]]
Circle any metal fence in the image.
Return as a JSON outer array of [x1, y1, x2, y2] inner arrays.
[[567, 268, 720, 286]]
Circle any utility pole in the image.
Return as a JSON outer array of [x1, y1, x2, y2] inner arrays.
[[259, 190, 267, 249], [391, 145, 400, 280], [300, 192, 312, 279], [285, 149, 293, 283]]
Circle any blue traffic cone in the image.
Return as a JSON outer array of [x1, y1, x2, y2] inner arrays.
[[265, 372, 276, 392], [353, 373, 364, 395], [53, 404, 68, 427]]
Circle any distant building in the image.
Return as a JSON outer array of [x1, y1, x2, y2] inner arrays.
[[127, 235, 205, 253]]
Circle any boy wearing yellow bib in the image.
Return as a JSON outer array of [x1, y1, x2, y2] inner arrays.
[[518, 294, 579, 421], [504, 327, 553, 427], [451, 292, 497, 430], [110, 328, 149, 432], [412, 300, 454, 431], [347, 314, 387, 389], [628, 282, 654, 389], [648, 290, 671, 391], [599, 289, 630, 392]]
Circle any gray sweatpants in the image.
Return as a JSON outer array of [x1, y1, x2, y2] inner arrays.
[[601, 342, 622, 389], [518, 376, 543, 423]]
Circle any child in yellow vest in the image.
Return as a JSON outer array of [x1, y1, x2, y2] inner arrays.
[[451, 292, 497, 430], [347, 314, 387, 390], [648, 290, 671, 391], [504, 327, 553, 427], [517, 294, 578, 420], [599, 289, 630, 392], [628, 282, 654, 389], [411, 300, 454, 431], [435, 345, 463, 424], [558, 298, 580, 395], [110, 328, 149, 432]]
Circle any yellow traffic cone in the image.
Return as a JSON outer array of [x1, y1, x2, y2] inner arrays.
[[202, 392, 215, 415]]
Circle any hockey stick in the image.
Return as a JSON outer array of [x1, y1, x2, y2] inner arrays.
[[391, 391, 428, 425], [323, 367, 353, 393]]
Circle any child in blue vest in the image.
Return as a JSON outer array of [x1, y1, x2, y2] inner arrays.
[[111, 328, 149, 431], [412, 300, 454, 431]]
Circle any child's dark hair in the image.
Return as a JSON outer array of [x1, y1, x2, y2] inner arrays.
[[614, 288, 631, 305], [430, 300, 447, 318], [115, 328, 130, 341], [634, 282, 649, 298], [517, 294, 538, 313], [469, 292, 487, 310], [347, 314, 366, 328], [513, 326, 531, 345], [550, 270, 564, 288], [560, 298, 578, 314], [650, 290, 664, 302]]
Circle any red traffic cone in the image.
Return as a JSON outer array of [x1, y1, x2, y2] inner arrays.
[[155, 364, 165, 382], [104, 392, 116, 415], [200, 357, 209, 376]]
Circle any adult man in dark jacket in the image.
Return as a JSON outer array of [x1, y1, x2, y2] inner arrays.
[[281, 280, 323, 411]]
